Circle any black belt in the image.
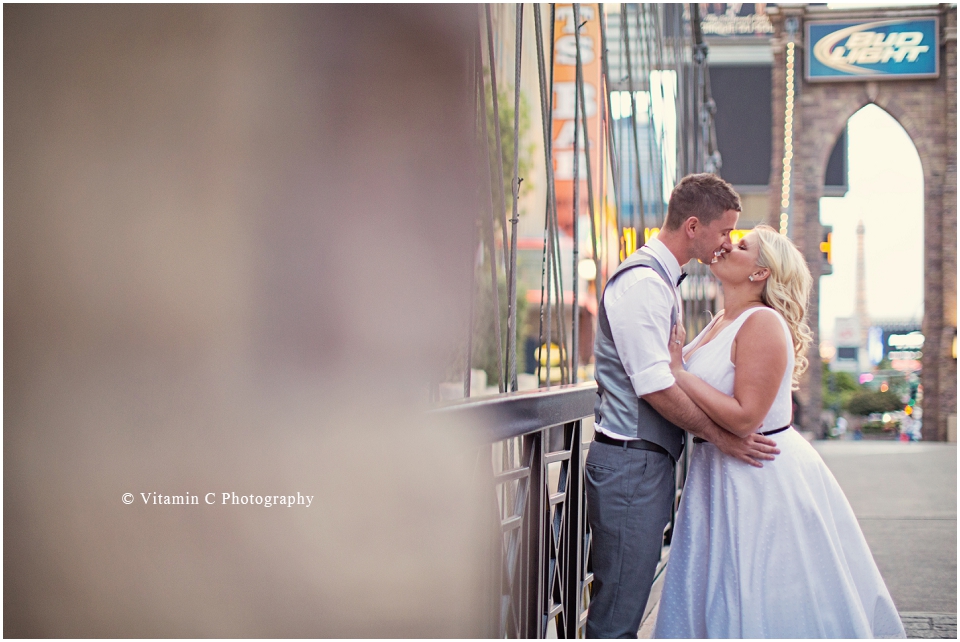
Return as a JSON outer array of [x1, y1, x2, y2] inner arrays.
[[594, 431, 669, 456], [693, 424, 791, 444]]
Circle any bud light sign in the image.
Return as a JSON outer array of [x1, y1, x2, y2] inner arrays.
[[806, 18, 939, 82]]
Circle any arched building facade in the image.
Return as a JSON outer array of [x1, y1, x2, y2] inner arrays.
[[767, 4, 956, 440]]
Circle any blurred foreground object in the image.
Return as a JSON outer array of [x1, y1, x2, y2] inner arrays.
[[4, 4, 495, 637]]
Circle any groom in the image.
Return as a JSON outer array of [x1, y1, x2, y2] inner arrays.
[[585, 174, 780, 638]]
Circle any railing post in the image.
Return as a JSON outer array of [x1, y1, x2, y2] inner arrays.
[[523, 431, 545, 638], [563, 419, 585, 638]]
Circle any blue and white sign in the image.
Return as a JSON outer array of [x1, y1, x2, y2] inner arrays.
[[806, 17, 939, 82]]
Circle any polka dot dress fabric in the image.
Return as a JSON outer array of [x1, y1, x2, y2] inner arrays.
[[654, 309, 905, 639]]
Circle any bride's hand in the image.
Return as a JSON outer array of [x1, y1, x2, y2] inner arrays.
[[669, 323, 686, 373]]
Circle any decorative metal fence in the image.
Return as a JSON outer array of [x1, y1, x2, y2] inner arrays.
[[438, 382, 691, 638]]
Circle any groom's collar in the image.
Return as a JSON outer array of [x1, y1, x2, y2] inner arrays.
[[643, 238, 683, 288]]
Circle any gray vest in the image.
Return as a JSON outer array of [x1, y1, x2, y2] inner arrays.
[[594, 248, 685, 460]]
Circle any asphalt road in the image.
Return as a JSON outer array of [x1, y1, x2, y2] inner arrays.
[[813, 441, 957, 615]]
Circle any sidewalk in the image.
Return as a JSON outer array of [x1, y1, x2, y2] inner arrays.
[[638, 440, 957, 638]]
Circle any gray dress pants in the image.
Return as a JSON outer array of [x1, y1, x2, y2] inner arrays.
[[584, 439, 676, 639]]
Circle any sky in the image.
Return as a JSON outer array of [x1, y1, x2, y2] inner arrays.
[[818, 103, 925, 341]]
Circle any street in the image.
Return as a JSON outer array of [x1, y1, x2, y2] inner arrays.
[[815, 440, 957, 637]]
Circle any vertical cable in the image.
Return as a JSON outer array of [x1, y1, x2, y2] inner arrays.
[[647, 6, 666, 230], [687, 6, 697, 173], [551, 176, 569, 385], [691, 4, 706, 328], [694, 3, 718, 327], [598, 6, 624, 266], [573, 4, 600, 328], [534, 3, 559, 390], [702, 62, 721, 175], [544, 4, 557, 388], [621, 4, 647, 239], [465, 37, 480, 399], [671, 6, 686, 179], [541, 4, 557, 388], [464, 235, 479, 399], [676, 5, 691, 176], [506, 3, 523, 392], [486, 4, 510, 276], [649, 4, 669, 225], [478, 10, 506, 393], [693, 4, 709, 173], [596, 21, 609, 297], [634, 4, 657, 234], [534, 5, 549, 391], [547, 5, 569, 386], [598, 86, 608, 292], [570, 6, 582, 383]]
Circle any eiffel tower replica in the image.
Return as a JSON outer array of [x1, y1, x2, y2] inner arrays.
[[855, 220, 871, 374]]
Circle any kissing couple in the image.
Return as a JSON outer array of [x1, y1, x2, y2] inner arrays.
[[585, 174, 904, 639]]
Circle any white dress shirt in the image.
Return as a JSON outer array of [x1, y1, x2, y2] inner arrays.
[[596, 238, 684, 440]]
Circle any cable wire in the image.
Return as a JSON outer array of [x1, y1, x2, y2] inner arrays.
[[505, 3, 524, 392]]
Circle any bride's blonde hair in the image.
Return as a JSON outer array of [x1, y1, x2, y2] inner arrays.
[[752, 225, 813, 389]]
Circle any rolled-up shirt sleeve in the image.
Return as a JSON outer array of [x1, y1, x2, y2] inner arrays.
[[604, 269, 677, 398]]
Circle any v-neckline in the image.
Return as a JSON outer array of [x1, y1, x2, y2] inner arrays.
[[684, 313, 726, 362], [685, 306, 767, 362]]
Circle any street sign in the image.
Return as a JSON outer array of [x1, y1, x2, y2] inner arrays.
[[699, 3, 775, 39], [806, 17, 939, 82]]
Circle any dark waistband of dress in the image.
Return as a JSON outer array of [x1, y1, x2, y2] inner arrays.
[[692, 424, 791, 445]]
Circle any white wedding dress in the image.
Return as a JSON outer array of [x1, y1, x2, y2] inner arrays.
[[654, 307, 905, 639]]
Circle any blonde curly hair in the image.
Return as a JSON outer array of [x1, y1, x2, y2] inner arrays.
[[752, 225, 813, 389]]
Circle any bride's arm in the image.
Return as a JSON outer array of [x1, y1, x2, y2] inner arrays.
[[669, 310, 788, 438]]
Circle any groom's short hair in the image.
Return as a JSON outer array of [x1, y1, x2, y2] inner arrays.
[[663, 173, 741, 230]]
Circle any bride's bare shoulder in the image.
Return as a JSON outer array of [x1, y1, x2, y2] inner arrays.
[[737, 308, 787, 347], [731, 308, 788, 373]]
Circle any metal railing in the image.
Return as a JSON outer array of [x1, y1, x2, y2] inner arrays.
[[437, 382, 691, 638]]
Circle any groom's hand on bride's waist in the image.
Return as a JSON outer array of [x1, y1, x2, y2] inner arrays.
[[641, 385, 779, 467], [714, 430, 780, 468]]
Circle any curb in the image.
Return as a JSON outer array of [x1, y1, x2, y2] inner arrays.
[[900, 612, 957, 639]]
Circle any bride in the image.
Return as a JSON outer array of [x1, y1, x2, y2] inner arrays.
[[653, 226, 905, 639]]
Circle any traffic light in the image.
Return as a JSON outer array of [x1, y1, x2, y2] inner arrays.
[[820, 225, 833, 275]]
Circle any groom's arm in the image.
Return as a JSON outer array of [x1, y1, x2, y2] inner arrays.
[[605, 272, 777, 465], [643, 385, 779, 468]]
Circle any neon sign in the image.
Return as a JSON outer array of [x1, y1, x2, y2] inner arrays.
[[806, 18, 939, 82]]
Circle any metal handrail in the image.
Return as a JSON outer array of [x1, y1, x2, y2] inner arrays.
[[434, 382, 597, 443]]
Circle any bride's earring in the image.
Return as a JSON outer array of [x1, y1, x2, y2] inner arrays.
[[748, 275, 755, 282]]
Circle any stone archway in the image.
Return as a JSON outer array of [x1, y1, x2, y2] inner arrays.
[[767, 4, 957, 440]]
